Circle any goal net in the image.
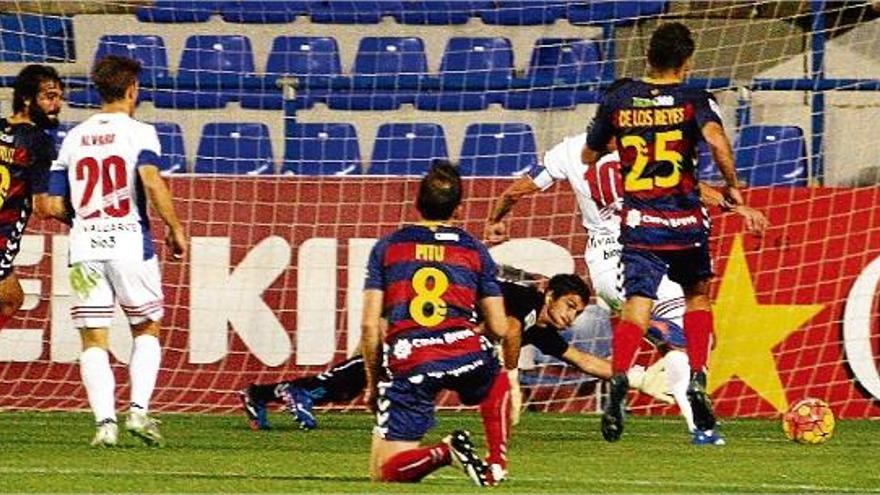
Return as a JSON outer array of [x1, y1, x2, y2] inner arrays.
[[1, 1, 879, 422]]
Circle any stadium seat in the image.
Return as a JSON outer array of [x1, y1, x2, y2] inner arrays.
[[155, 35, 257, 109], [219, 1, 309, 23], [94, 35, 172, 87], [566, 1, 667, 25], [309, 1, 401, 24], [368, 123, 448, 175], [438, 37, 514, 90], [195, 123, 274, 175], [414, 91, 488, 111], [152, 123, 187, 173], [393, 1, 488, 25], [352, 37, 428, 88], [136, 1, 221, 22], [503, 37, 602, 109], [459, 123, 537, 176], [50, 122, 79, 151], [479, 1, 564, 25], [283, 123, 361, 175], [696, 141, 721, 183], [0, 14, 74, 62], [735, 125, 808, 186]]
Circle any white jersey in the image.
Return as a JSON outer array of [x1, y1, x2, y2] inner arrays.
[[529, 133, 622, 240], [52, 113, 160, 264]]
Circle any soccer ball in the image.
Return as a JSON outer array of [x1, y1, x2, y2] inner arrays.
[[782, 398, 835, 444]]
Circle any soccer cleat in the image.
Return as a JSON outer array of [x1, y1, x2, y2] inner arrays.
[[90, 418, 118, 447], [443, 430, 489, 487], [691, 428, 726, 446], [239, 387, 270, 430], [687, 371, 717, 431], [125, 411, 164, 447], [284, 386, 317, 430], [487, 463, 508, 486], [601, 373, 629, 442]]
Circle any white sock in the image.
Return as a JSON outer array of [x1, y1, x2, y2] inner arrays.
[[129, 334, 161, 414], [80, 347, 116, 423], [665, 350, 695, 432]]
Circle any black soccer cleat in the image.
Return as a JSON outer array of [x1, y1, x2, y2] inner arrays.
[[444, 430, 489, 487], [687, 371, 717, 431], [601, 373, 629, 442]]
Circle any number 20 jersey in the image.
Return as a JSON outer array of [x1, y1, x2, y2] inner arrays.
[[52, 113, 160, 263], [586, 79, 723, 250]]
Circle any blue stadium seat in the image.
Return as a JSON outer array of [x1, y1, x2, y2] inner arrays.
[[49, 122, 79, 151], [735, 125, 808, 186], [0, 14, 74, 62], [264, 36, 341, 88], [368, 123, 448, 175], [414, 91, 488, 111], [195, 123, 274, 174], [459, 123, 537, 176], [696, 141, 721, 183], [136, 1, 220, 22], [503, 37, 602, 109], [326, 91, 415, 110], [154, 35, 257, 109], [353, 37, 427, 87], [152, 123, 187, 173], [95, 35, 172, 86], [283, 123, 361, 175], [393, 1, 488, 24], [566, 1, 667, 25], [219, 1, 309, 23], [309, 1, 401, 24], [479, 1, 564, 25], [439, 37, 514, 90]]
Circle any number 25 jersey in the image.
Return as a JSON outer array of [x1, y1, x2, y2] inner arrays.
[[586, 79, 723, 250], [52, 113, 160, 263]]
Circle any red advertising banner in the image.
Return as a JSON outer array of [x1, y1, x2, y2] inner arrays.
[[1, 178, 878, 418]]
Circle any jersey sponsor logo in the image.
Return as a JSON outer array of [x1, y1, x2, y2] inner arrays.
[[434, 232, 459, 242], [617, 107, 686, 128], [632, 95, 675, 107], [626, 209, 700, 229]]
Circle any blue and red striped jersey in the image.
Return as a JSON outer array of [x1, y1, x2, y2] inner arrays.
[[0, 119, 54, 247], [365, 222, 501, 342], [586, 79, 722, 250]]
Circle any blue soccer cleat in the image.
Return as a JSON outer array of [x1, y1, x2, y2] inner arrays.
[[285, 386, 317, 430], [691, 428, 726, 446], [239, 387, 270, 430]]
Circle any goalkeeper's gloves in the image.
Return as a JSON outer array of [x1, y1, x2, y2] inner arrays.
[[626, 358, 675, 404], [507, 368, 523, 426]]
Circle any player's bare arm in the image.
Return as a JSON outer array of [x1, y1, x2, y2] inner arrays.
[[138, 165, 187, 260], [581, 143, 602, 167], [561, 346, 612, 379], [702, 121, 744, 206], [360, 288, 383, 412], [484, 176, 540, 244]]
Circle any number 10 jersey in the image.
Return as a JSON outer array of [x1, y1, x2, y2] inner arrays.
[[52, 112, 160, 263]]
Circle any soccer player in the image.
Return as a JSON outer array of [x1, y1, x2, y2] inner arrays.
[[483, 140, 765, 441], [239, 274, 674, 431], [0, 65, 64, 331], [44, 55, 187, 447], [582, 22, 766, 443], [361, 162, 508, 486]]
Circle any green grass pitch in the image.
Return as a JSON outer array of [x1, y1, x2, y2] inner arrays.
[[1, 410, 878, 493]]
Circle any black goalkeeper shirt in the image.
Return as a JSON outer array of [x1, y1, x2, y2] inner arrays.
[[500, 281, 570, 359]]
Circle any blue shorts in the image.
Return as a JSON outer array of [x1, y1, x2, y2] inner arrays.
[[646, 317, 687, 349], [621, 246, 713, 300], [374, 343, 500, 441]]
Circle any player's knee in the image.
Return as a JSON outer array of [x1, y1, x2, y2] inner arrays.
[[80, 328, 110, 350]]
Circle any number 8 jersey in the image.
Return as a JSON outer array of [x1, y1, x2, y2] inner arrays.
[[51, 113, 160, 263], [586, 78, 723, 250]]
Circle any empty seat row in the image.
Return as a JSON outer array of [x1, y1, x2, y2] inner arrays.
[[50, 121, 537, 176], [138, 1, 667, 25], [67, 34, 602, 110], [699, 125, 808, 186]]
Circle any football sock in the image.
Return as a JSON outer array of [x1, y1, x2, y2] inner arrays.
[[479, 371, 511, 467], [288, 355, 366, 405], [380, 444, 450, 482], [80, 346, 116, 423], [129, 334, 161, 414], [665, 350, 696, 431], [612, 320, 644, 374], [683, 310, 713, 372]]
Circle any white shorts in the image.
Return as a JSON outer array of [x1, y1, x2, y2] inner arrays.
[[69, 256, 164, 329], [586, 236, 685, 325]]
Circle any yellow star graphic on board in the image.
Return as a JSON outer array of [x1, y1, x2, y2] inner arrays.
[[708, 235, 825, 412]]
